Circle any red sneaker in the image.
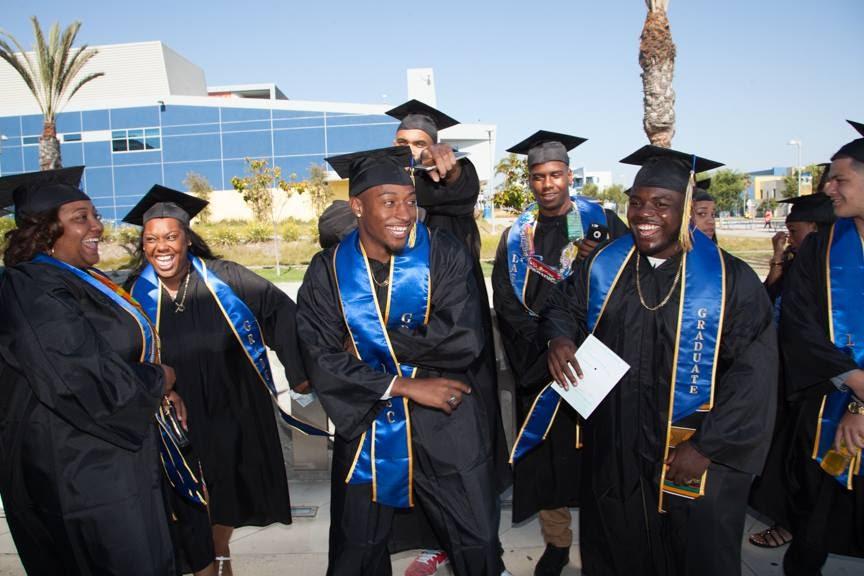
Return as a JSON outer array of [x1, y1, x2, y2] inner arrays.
[[404, 549, 449, 576]]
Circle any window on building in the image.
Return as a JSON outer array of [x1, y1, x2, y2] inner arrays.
[[22, 135, 39, 146], [112, 127, 161, 153], [62, 133, 82, 142]]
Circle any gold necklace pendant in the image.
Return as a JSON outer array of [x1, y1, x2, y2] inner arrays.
[[635, 254, 682, 311], [371, 274, 390, 288], [171, 271, 191, 313]]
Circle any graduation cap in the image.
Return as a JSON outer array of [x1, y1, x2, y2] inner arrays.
[[318, 200, 357, 249], [0, 166, 88, 225], [122, 184, 209, 226], [779, 193, 835, 225], [831, 119, 864, 164], [694, 178, 714, 202], [325, 146, 414, 197], [507, 130, 587, 167], [622, 145, 724, 250], [386, 99, 459, 143]]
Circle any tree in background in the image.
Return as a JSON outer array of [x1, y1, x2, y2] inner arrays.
[[704, 169, 749, 215], [640, 0, 676, 148], [783, 163, 825, 198], [493, 153, 532, 212], [183, 171, 213, 224], [581, 183, 601, 199], [231, 158, 300, 275], [0, 17, 103, 170], [230, 158, 294, 222], [294, 164, 332, 218], [601, 184, 629, 213]]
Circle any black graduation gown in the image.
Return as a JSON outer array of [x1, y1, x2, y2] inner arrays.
[[492, 209, 628, 523], [778, 229, 864, 571], [296, 228, 499, 576], [541, 243, 777, 576], [415, 158, 481, 259], [748, 260, 798, 529], [127, 258, 307, 528], [0, 261, 174, 575]]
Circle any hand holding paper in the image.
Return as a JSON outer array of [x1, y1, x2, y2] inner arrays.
[[550, 334, 630, 419]]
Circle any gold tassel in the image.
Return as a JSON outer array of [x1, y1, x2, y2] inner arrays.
[[408, 164, 417, 248], [678, 170, 695, 252]]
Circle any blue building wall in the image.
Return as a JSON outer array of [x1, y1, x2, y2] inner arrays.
[[0, 104, 398, 220]]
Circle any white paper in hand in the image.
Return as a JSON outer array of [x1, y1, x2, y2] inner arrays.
[[550, 334, 630, 419]]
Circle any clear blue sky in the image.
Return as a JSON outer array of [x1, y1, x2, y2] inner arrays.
[[4, 0, 863, 182]]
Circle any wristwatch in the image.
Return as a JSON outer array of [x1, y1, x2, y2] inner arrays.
[[848, 399, 864, 415]]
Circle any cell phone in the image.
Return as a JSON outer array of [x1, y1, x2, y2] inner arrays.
[[587, 223, 609, 242], [414, 150, 469, 171]]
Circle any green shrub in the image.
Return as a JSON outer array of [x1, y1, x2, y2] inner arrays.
[[243, 222, 273, 243], [281, 221, 301, 242]]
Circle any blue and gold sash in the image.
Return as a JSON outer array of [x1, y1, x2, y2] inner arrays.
[[33, 254, 206, 505], [132, 255, 329, 438], [509, 235, 634, 463], [507, 196, 606, 315], [814, 218, 864, 488], [334, 224, 431, 509]]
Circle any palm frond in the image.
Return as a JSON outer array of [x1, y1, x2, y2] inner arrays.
[[65, 71, 104, 102]]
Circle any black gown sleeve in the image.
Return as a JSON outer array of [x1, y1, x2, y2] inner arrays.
[[491, 229, 547, 389], [689, 255, 779, 474], [388, 230, 484, 371], [212, 259, 308, 387], [296, 252, 395, 440], [779, 231, 857, 398], [414, 159, 480, 217], [0, 269, 163, 450]]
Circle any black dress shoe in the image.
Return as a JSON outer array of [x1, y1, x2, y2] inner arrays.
[[534, 543, 570, 576]]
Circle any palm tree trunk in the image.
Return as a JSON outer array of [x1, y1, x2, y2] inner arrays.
[[40, 121, 62, 170], [640, 5, 676, 148]]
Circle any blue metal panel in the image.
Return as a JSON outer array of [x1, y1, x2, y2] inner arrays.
[[162, 133, 221, 162], [61, 142, 84, 166], [56, 111, 82, 133], [83, 141, 112, 167], [22, 146, 39, 171], [222, 158, 250, 185], [274, 155, 325, 179], [162, 123, 220, 136], [160, 105, 220, 126], [110, 107, 160, 130], [82, 167, 114, 201], [272, 116, 326, 129], [0, 145, 24, 174], [326, 124, 395, 154], [113, 164, 162, 198], [326, 113, 396, 127], [272, 109, 324, 120], [273, 127, 325, 156], [20, 114, 43, 136], [220, 120, 271, 133], [82, 110, 110, 131], [0, 116, 22, 137], [112, 150, 161, 166], [222, 131, 272, 159], [162, 161, 223, 192], [220, 107, 270, 122]]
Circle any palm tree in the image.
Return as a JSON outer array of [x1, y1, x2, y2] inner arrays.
[[0, 17, 103, 170], [639, 0, 676, 148]]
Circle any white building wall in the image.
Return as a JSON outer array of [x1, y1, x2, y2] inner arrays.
[[0, 41, 206, 116], [207, 187, 315, 223]]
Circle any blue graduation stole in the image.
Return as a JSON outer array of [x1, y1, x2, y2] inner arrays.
[[333, 224, 431, 509], [814, 218, 864, 487], [509, 233, 633, 464], [33, 254, 206, 506], [507, 196, 606, 315], [132, 255, 329, 438]]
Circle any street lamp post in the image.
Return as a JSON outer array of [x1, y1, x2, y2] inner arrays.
[[787, 139, 802, 196], [486, 129, 496, 234]]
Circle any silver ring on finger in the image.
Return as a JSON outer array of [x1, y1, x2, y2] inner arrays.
[[447, 394, 458, 407]]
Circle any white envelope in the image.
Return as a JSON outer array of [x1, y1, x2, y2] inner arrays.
[[550, 334, 630, 419]]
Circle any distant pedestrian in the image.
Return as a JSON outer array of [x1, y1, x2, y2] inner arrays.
[[764, 209, 774, 229]]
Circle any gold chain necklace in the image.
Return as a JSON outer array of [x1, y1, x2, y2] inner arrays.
[[635, 253, 683, 311], [371, 272, 390, 288]]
